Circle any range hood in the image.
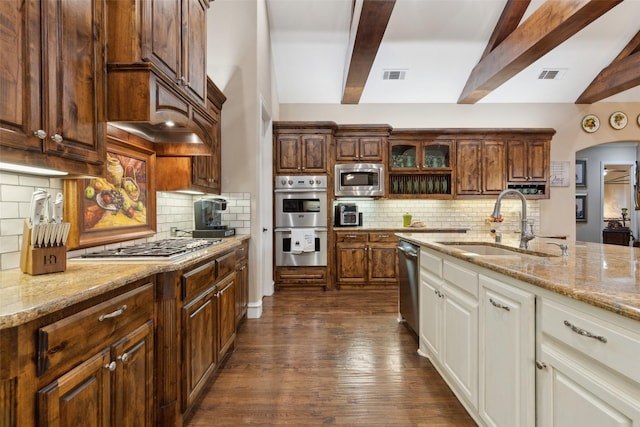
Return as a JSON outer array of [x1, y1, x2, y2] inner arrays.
[[107, 63, 214, 156]]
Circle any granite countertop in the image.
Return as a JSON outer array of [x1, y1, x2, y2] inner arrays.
[[396, 232, 640, 322], [0, 235, 249, 329], [334, 226, 469, 233]]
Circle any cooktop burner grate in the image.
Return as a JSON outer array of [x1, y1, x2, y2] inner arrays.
[[79, 238, 222, 260]]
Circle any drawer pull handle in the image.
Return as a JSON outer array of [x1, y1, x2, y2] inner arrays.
[[378, 234, 389, 238], [563, 320, 607, 343], [489, 298, 510, 311], [345, 235, 358, 239], [535, 360, 547, 370], [98, 305, 128, 322], [105, 361, 117, 371]]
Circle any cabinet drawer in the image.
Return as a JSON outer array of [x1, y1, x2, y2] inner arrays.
[[37, 282, 154, 377], [235, 241, 248, 261], [182, 260, 215, 300], [335, 232, 367, 243], [541, 298, 640, 383], [420, 250, 442, 277], [216, 250, 236, 279], [368, 232, 397, 243], [443, 260, 478, 298]]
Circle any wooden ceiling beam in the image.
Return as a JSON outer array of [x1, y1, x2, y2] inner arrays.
[[341, 0, 396, 105], [458, 0, 622, 104], [576, 31, 640, 103], [480, 0, 531, 60]]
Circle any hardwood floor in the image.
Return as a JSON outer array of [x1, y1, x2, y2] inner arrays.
[[186, 289, 476, 426]]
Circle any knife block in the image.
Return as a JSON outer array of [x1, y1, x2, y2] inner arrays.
[[20, 219, 67, 275]]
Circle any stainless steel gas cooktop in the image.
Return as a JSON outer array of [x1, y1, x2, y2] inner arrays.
[[74, 238, 223, 262]]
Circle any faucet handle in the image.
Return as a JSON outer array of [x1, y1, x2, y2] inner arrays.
[[546, 242, 569, 256]]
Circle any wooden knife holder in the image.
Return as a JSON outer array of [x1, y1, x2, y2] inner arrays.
[[20, 219, 67, 275]]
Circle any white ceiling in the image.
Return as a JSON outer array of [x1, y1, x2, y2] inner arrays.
[[266, 0, 640, 104]]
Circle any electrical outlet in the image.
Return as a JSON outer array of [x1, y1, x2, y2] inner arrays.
[[170, 227, 178, 237]]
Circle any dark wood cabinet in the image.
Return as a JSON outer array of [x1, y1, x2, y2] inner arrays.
[[275, 266, 329, 290], [602, 228, 631, 246], [216, 274, 237, 361], [0, 0, 106, 176], [456, 139, 505, 196], [507, 139, 549, 183], [335, 232, 398, 288], [273, 122, 336, 174], [36, 282, 155, 427], [235, 241, 249, 328], [334, 125, 390, 163]]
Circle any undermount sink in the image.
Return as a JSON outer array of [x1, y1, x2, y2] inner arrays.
[[438, 242, 554, 257]]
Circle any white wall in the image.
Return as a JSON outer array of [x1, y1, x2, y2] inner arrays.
[[278, 103, 640, 241]]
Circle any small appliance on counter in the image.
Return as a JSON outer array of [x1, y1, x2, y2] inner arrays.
[[334, 203, 363, 227], [193, 197, 236, 238]]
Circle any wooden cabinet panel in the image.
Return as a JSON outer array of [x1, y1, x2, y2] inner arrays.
[[456, 139, 505, 196], [336, 243, 367, 283], [483, 140, 506, 194], [275, 135, 302, 174], [216, 274, 236, 361], [301, 134, 328, 173], [359, 137, 384, 162], [273, 123, 334, 174], [335, 137, 383, 162], [235, 242, 249, 327], [112, 321, 154, 427], [37, 349, 112, 427], [335, 137, 359, 161], [335, 232, 398, 287], [182, 0, 208, 105], [0, 0, 105, 175], [368, 244, 397, 283], [507, 139, 548, 183], [275, 266, 328, 290]]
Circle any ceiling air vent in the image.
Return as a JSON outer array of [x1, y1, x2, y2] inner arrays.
[[538, 68, 567, 80], [383, 70, 406, 80]]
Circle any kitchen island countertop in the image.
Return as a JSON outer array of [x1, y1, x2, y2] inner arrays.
[[0, 235, 249, 329], [396, 233, 640, 322]]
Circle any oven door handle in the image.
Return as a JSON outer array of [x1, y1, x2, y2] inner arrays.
[[274, 227, 328, 233], [274, 189, 327, 193]]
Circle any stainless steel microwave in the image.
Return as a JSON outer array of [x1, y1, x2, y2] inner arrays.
[[334, 163, 384, 197]]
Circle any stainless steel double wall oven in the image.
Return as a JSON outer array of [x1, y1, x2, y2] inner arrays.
[[274, 175, 327, 266]]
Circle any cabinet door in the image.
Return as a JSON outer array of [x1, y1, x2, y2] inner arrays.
[[335, 137, 359, 161], [359, 137, 384, 162], [182, 288, 216, 410], [275, 135, 302, 174], [368, 243, 398, 284], [216, 274, 236, 361], [37, 349, 112, 427], [537, 344, 640, 427], [42, 0, 105, 164], [526, 140, 548, 181], [300, 134, 327, 173], [390, 141, 420, 171], [0, 0, 42, 152], [455, 140, 482, 195], [113, 321, 154, 427], [479, 275, 535, 427], [507, 140, 528, 182], [235, 258, 249, 328], [336, 243, 367, 283], [442, 284, 478, 409], [182, 0, 207, 105], [145, 0, 182, 83], [482, 140, 506, 194], [419, 271, 442, 359]]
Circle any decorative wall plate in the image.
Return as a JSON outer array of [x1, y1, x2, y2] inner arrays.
[[609, 111, 627, 130], [637, 113, 640, 127], [581, 114, 599, 133]]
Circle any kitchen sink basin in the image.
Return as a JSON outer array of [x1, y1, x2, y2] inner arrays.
[[438, 242, 554, 257]]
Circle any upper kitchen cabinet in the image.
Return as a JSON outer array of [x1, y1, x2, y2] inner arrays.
[[506, 132, 554, 198], [456, 139, 505, 197], [106, 0, 214, 156], [273, 122, 336, 175], [388, 130, 454, 199], [0, 0, 106, 176], [334, 125, 391, 163], [156, 78, 226, 194]]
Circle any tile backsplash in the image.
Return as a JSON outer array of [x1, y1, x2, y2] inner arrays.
[[0, 171, 251, 270]]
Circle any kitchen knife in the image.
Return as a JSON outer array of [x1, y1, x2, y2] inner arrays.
[[30, 190, 48, 226], [53, 193, 63, 223]]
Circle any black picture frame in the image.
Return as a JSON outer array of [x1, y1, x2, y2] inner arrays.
[[576, 194, 587, 222], [575, 159, 587, 187]]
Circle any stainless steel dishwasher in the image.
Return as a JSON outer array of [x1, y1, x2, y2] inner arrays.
[[397, 240, 419, 335]]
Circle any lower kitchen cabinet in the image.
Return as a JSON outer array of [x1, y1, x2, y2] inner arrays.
[[36, 281, 155, 427], [335, 231, 398, 288], [479, 275, 535, 427], [235, 240, 249, 327], [536, 298, 640, 427], [275, 266, 328, 290], [216, 273, 237, 361]]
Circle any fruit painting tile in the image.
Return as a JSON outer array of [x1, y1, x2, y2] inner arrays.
[[64, 136, 156, 249]]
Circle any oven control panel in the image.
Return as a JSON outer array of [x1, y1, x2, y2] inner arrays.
[[275, 175, 327, 191]]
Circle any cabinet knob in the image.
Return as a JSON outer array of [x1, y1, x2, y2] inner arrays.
[[33, 129, 47, 140], [118, 352, 129, 363], [51, 134, 63, 144], [535, 360, 547, 370], [105, 361, 117, 371]]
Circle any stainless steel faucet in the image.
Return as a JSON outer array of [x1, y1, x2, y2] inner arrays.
[[491, 189, 535, 249]]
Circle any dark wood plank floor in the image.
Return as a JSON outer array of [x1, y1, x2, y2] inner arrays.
[[186, 289, 476, 426]]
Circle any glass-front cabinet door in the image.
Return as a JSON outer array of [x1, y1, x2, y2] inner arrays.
[[390, 141, 420, 171], [422, 140, 452, 170]]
